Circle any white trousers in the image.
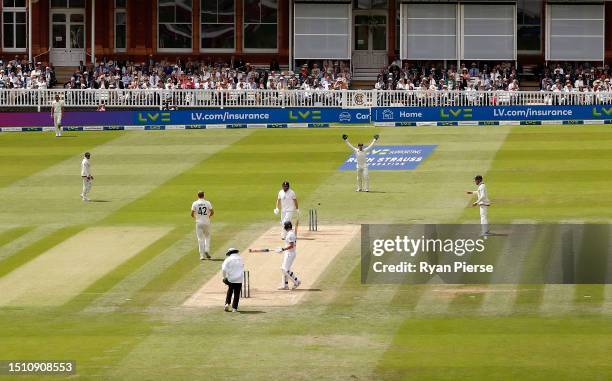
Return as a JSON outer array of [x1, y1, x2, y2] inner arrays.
[[281, 251, 299, 286], [54, 114, 62, 136], [280, 210, 297, 238], [82, 177, 92, 196], [356, 167, 369, 191], [480, 205, 489, 234], [195, 222, 211, 256]]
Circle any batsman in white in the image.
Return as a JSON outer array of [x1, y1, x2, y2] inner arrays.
[[51, 94, 64, 137], [466, 175, 491, 236], [274, 181, 299, 239], [191, 191, 214, 260], [343, 134, 380, 192], [80, 152, 93, 201], [276, 221, 301, 290]]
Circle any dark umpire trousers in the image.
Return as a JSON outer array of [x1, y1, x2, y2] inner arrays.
[[225, 282, 242, 309]]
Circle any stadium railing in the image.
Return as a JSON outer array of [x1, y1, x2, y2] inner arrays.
[[1, 89, 612, 110]]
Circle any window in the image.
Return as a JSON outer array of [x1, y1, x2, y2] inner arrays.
[[517, 0, 542, 53], [158, 0, 192, 50], [115, 0, 127, 51], [353, 0, 387, 10], [201, 0, 234, 50], [2, 0, 26, 51], [50, 0, 86, 7], [243, 0, 277, 50], [546, 4, 604, 61]]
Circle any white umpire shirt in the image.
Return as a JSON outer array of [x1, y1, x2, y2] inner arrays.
[[222, 253, 244, 283], [277, 189, 297, 212]]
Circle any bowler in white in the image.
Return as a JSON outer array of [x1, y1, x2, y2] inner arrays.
[[191, 191, 214, 260], [274, 181, 299, 239], [80, 152, 93, 201], [51, 94, 64, 137], [276, 221, 301, 290], [343, 134, 379, 192], [466, 175, 491, 236]]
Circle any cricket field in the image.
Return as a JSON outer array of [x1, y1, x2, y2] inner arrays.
[[1, 126, 611, 380]]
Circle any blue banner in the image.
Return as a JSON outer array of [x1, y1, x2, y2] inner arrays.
[[339, 145, 437, 171], [372, 105, 612, 122], [134, 108, 371, 125]]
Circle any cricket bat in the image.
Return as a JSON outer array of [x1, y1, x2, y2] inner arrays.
[[248, 248, 271, 253]]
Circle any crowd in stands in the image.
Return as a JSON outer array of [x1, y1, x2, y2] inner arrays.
[[0, 56, 56, 89], [375, 60, 519, 92], [538, 62, 612, 92], [62, 57, 351, 91], [5, 55, 612, 96]]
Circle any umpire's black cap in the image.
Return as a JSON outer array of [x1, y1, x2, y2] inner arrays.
[[226, 248, 240, 256]]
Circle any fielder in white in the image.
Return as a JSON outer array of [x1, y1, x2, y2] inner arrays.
[[276, 221, 301, 290], [343, 133, 380, 192], [274, 181, 299, 239], [466, 175, 491, 236], [191, 191, 214, 260], [80, 152, 93, 201], [51, 94, 64, 137]]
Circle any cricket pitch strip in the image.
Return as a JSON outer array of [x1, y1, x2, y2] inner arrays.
[[184, 225, 360, 308], [0, 226, 171, 307]]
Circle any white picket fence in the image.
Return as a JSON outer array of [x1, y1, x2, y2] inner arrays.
[[1, 89, 612, 109]]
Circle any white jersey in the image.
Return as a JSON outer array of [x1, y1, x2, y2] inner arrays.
[[346, 140, 376, 169], [81, 158, 90, 177], [277, 189, 297, 212], [475, 183, 490, 206], [191, 199, 213, 224], [284, 230, 297, 255], [222, 253, 244, 283], [51, 100, 64, 114]]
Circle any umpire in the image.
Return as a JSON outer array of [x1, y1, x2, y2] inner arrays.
[[222, 248, 244, 312]]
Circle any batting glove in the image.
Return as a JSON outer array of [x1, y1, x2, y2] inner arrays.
[[274, 208, 279, 215], [275, 247, 283, 253]]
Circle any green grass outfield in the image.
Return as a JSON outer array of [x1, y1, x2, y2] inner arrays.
[[1, 126, 611, 380]]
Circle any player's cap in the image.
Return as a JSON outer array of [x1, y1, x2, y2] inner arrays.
[[84, 152, 91, 157], [474, 175, 483, 181], [282, 181, 290, 187], [283, 221, 293, 230], [226, 248, 239, 256]]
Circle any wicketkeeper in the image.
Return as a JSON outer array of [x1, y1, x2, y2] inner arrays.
[[343, 134, 379, 192]]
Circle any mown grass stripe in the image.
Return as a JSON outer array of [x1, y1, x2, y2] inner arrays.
[[0, 225, 84, 279], [63, 226, 188, 311], [0, 225, 63, 263], [122, 225, 241, 309], [0, 226, 35, 249], [0, 132, 121, 188]]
